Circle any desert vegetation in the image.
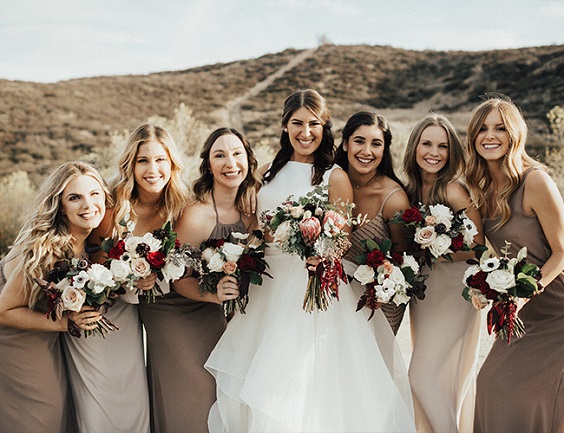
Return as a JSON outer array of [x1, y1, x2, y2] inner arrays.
[[0, 44, 562, 255]]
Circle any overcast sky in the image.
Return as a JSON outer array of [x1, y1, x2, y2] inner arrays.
[[1, 0, 563, 83]]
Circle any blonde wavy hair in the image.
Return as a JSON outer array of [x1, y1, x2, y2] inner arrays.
[[403, 114, 466, 205], [465, 96, 544, 227], [111, 124, 189, 235], [10, 162, 113, 308]]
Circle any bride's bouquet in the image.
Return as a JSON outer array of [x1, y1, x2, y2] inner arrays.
[[260, 185, 354, 313], [353, 238, 426, 319], [394, 203, 478, 267], [462, 242, 543, 344], [35, 258, 122, 337], [102, 218, 191, 302], [197, 230, 271, 316]]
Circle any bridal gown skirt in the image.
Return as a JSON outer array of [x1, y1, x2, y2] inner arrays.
[[205, 249, 416, 433]]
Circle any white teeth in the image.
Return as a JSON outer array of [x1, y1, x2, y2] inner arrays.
[[483, 144, 500, 149], [223, 172, 240, 178], [298, 139, 313, 145], [357, 157, 373, 164], [145, 177, 161, 184], [425, 159, 440, 165]]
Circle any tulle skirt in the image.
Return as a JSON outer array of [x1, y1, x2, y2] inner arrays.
[[205, 248, 416, 433]]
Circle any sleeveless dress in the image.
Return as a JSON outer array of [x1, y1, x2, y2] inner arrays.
[[139, 203, 244, 433], [474, 169, 564, 433], [205, 161, 416, 433], [408, 208, 481, 431], [345, 187, 407, 335], [0, 256, 75, 433], [63, 281, 150, 430]]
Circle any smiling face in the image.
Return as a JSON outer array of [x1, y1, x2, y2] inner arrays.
[[474, 108, 510, 162], [415, 125, 449, 176], [345, 124, 385, 176], [286, 106, 324, 163], [61, 174, 106, 235], [209, 133, 249, 190], [133, 141, 172, 195]]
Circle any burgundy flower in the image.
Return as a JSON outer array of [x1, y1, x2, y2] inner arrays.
[[366, 250, 385, 268], [108, 239, 125, 259], [146, 251, 166, 269], [468, 270, 498, 300], [450, 233, 464, 252], [237, 254, 256, 272], [401, 206, 423, 224], [391, 251, 403, 265]]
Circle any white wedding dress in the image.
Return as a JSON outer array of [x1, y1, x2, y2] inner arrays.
[[205, 161, 416, 433]]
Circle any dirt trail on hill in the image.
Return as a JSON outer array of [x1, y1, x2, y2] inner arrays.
[[215, 48, 318, 132]]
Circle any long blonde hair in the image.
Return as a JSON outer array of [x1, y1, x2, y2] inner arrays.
[[10, 162, 113, 308], [112, 124, 189, 234], [403, 114, 465, 205], [465, 96, 543, 227]]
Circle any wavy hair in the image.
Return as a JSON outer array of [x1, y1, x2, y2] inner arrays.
[[111, 124, 189, 235], [263, 89, 334, 186], [465, 95, 544, 227], [192, 127, 261, 208], [403, 114, 466, 205], [10, 162, 113, 308], [334, 111, 403, 187]]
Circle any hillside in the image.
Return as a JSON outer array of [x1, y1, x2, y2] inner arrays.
[[1, 44, 563, 180]]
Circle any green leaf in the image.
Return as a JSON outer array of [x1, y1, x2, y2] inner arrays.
[[365, 239, 380, 252], [461, 286, 472, 301], [516, 274, 539, 297], [355, 253, 368, 265], [101, 237, 115, 253], [519, 263, 539, 276], [380, 239, 392, 254]]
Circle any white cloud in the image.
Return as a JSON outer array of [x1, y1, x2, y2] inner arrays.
[[539, 1, 564, 18]]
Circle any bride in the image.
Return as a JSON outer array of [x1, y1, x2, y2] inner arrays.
[[205, 89, 416, 433]]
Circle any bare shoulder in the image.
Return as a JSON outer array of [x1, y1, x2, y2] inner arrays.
[[445, 181, 472, 210], [258, 163, 270, 177], [524, 169, 563, 208], [175, 201, 216, 244], [328, 166, 350, 184], [524, 169, 557, 193]]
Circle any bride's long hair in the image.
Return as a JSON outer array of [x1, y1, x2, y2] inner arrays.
[[10, 162, 112, 308]]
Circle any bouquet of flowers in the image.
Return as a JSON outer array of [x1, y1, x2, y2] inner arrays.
[[102, 219, 193, 302], [462, 242, 542, 344], [35, 258, 122, 338], [353, 238, 426, 319], [260, 185, 353, 313], [394, 203, 478, 267], [198, 230, 270, 316]]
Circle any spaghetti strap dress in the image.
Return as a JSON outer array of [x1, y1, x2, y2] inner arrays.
[[205, 161, 416, 433], [474, 168, 564, 433], [408, 201, 481, 432], [346, 187, 407, 334], [139, 203, 245, 433], [0, 256, 75, 433]]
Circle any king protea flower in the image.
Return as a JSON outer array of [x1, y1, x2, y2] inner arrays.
[[322, 209, 347, 231], [300, 217, 322, 245]]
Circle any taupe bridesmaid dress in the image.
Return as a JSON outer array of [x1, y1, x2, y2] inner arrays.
[[0, 256, 75, 433], [139, 205, 244, 433], [474, 168, 564, 433]]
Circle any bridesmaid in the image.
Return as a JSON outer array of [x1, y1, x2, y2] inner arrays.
[[142, 127, 259, 433], [403, 114, 484, 433], [65, 123, 188, 432], [334, 111, 411, 334], [0, 161, 107, 433], [466, 96, 564, 433]]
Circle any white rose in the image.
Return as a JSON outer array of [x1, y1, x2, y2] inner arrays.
[[56, 278, 72, 292], [289, 205, 304, 219], [161, 261, 185, 282], [201, 247, 217, 263], [402, 253, 420, 274], [480, 257, 500, 272], [61, 286, 86, 312], [231, 232, 249, 240], [429, 234, 452, 258], [72, 270, 89, 289], [131, 257, 152, 278], [273, 220, 292, 243], [375, 279, 396, 303], [110, 259, 131, 283], [462, 265, 481, 286], [486, 269, 515, 293], [87, 263, 116, 294], [388, 266, 406, 287], [207, 252, 225, 273], [353, 265, 375, 285], [392, 288, 410, 306], [222, 242, 244, 262], [414, 226, 437, 247], [462, 218, 478, 245], [429, 204, 453, 220]]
